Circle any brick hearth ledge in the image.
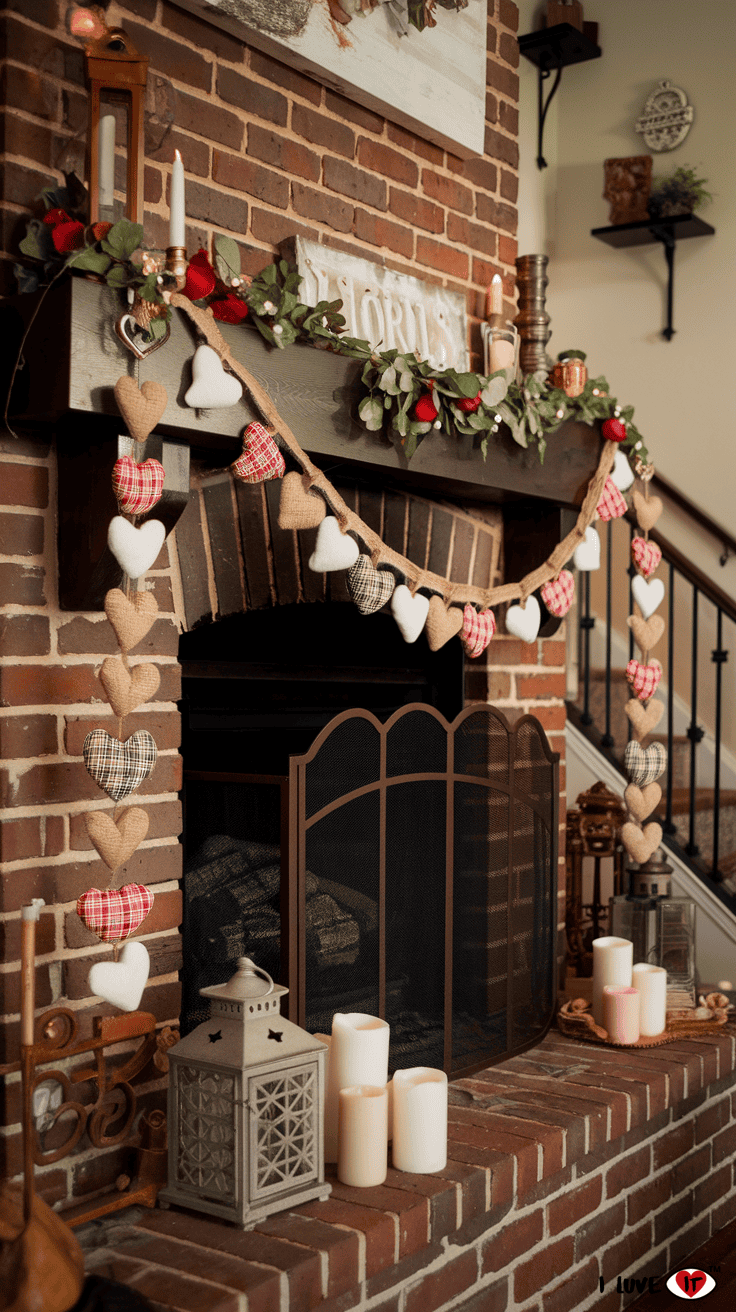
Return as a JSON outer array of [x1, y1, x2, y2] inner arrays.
[[79, 1026, 736, 1312]]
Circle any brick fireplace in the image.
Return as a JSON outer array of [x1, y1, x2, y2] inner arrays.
[[2, 3, 736, 1310]]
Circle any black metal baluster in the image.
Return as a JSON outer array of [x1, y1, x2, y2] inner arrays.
[[664, 561, 676, 835], [602, 519, 614, 747], [686, 585, 704, 857], [580, 569, 594, 725], [711, 608, 728, 881], [628, 523, 635, 744]]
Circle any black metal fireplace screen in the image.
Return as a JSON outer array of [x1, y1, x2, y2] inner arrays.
[[181, 703, 558, 1079]]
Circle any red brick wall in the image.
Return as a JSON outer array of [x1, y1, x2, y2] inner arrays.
[[0, 0, 570, 1209]]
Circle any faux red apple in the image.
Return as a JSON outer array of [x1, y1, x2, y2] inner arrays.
[[414, 391, 439, 422], [211, 293, 249, 324], [456, 392, 482, 413], [601, 416, 627, 443], [184, 248, 217, 300]]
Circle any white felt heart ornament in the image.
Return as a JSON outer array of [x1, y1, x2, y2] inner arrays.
[[505, 595, 541, 643], [391, 584, 430, 644], [89, 940, 150, 1012], [611, 449, 635, 491], [573, 526, 601, 571], [308, 517, 360, 572], [108, 517, 166, 580], [184, 344, 243, 409], [632, 575, 665, 620]]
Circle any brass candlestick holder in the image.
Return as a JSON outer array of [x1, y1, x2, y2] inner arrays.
[[165, 245, 188, 290]]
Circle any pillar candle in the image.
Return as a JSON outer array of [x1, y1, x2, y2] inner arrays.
[[169, 149, 186, 247], [324, 1013, 389, 1162], [392, 1068, 448, 1174], [602, 985, 640, 1045], [98, 114, 116, 212], [592, 936, 633, 1025], [632, 962, 667, 1036], [337, 1085, 388, 1187]]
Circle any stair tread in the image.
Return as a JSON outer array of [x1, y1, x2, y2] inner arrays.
[[656, 788, 736, 815]]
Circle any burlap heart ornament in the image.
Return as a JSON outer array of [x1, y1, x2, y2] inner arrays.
[[112, 457, 165, 515], [83, 729, 157, 801], [461, 606, 495, 659], [628, 613, 665, 653], [231, 422, 286, 484], [347, 555, 395, 615], [625, 697, 664, 740], [100, 657, 160, 718], [624, 740, 667, 786], [77, 883, 154, 942], [114, 377, 168, 442], [104, 588, 158, 653], [631, 536, 662, 579], [621, 821, 663, 864], [624, 782, 662, 823], [425, 596, 463, 652], [278, 471, 326, 530], [85, 807, 149, 871], [633, 489, 663, 533]]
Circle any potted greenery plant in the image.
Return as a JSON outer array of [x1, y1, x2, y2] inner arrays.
[[647, 165, 712, 219]]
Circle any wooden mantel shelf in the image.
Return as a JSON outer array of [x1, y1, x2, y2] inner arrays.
[[6, 277, 601, 510]]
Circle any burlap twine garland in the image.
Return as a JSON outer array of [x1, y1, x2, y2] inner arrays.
[[171, 293, 619, 611]]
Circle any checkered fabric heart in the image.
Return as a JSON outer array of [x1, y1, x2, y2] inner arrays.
[[624, 739, 667, 786], [83, 729, 157, 802], [77, 883, 154, 943], [596, 477, 627, 522], [540, 570, 575, 618], [461, 605, 496, 658], [231, 422, 285, 484], [112, 457, 165, 515], [631, 536, 662, 578], [347, 555, 396, 614], [626, 658, 662, 701]]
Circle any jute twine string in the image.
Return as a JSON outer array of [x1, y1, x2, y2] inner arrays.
[[171, 294, 617, 611]]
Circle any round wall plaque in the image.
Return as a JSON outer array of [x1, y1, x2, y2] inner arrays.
[[635, 79, 694, 152]]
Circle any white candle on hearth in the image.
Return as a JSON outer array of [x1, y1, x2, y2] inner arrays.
[[169, 149, 185, 247], [632, 962, 667, 1036], [392, 1067, 448, 1174], [338, 1085, 388, 1187], [98, 114, 116, 212], [602, 985, 640, 1045], [324, 1012, 389, 1163], [592, 936, 633, 1026]]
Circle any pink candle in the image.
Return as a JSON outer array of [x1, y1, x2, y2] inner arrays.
[[602, 985, 640, 1044]]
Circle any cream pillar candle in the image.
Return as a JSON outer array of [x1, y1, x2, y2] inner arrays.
[[602, 985, 640, 1044], [392, 1068, 448, 1174], [169, 149, 186, 247], [337, 1085, 388, 1187], [98, 114, 116, 213], [592, 936, 633, 1025], [324, 1013, 390, 1162], [632, 963, 667, 1036]]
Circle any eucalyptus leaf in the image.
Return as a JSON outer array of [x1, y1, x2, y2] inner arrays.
[[395, 408, 410, 437], [480, 375, 508, 407], [359, 396, 384, 431], [453, 371, 481, 398], [214, 233, 241, 283]]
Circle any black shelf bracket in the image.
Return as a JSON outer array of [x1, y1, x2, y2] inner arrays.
[[590, 214, 716, 340], [518, 23, 602, 171]]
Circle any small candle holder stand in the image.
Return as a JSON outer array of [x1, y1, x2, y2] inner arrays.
[[609, 849, 697, 1008]]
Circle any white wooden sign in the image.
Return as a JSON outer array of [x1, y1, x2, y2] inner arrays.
[[294, 237, 468, 370], [174, 0, 487, 158]]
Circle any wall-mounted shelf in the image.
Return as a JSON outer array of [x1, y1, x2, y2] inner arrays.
[[518, 22, 602, 169], [591, 213, 716, 340]]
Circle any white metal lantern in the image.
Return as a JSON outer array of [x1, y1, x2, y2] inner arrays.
[[160, 957, 330, 1226]]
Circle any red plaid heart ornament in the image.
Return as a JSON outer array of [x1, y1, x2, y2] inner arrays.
[[540, 570, 575, 618], [77, 883, 154, 942], [626, 657, 662, 702], [596, 477, 627, 522], [461, 606, 495, 658], [231, 422, 285, 484], [631, 536, 662, 578], [112, 457, 165, 515]]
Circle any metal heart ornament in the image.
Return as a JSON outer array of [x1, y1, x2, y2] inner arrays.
[[611, 449, 635, 491], [632, 575, 665, 620], [596, 477, 627, 522], [347, 555, 395, 615], [113, 376, 168, 442], [631, 536, 662, 578], [107, 517, 166, 580], [541, 570, 575, 618], [573, 526, 600, 571], [83, 729, 157, 802], [624, 740, 667, 786], [184, 344, 243, 409], [89, 940, 150, 1012], [231, 422, 286, 484], [84, 807, 150, 872], [112, 457, 165, 515], [391, 584, 429, 644], [626, 658, 662, 701], [505, 594, 541, 644], [104, 588, 158, 653], [115, 315, 170, 362], [308, 517, 360, 573], [461, 606, 495, 659], [77, 883, 154, 942]]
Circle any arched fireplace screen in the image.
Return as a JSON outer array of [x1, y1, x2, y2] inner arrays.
[[288, 703, 559, 1078]]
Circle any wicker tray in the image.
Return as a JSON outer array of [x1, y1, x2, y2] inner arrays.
[[556, 992, 733, 1048]]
